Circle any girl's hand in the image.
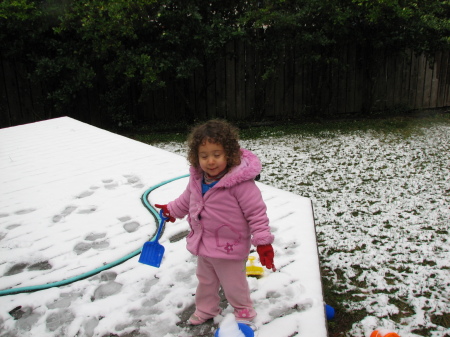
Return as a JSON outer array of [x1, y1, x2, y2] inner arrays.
[[154, 204, 176, 223], [257, 244, 276, 271]]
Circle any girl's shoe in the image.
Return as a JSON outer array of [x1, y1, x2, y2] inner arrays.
[[188, 313, 208, 325]]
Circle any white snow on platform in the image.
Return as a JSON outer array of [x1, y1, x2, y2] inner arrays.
[[0, 117, 327, 337]]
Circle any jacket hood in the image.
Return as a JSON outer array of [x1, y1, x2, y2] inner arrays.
[[190, 148, 262, 188]]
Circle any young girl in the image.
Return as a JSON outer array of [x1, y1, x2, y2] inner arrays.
[[155, 119, 275, 325]]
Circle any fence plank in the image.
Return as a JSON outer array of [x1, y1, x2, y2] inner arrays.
[[409, 52, 420, 108], [345, 45, 355, 113], [337, 46, 348, 114], [244, 42, 256, 119], [416, 53, 427, 108], [400, 51, 412, 108], [0, 59, 11, 127], [206, 59, 217, 119], [353, 47, 364, 114], [328, 50, 339, 116], [293, 50, 304, 116], [226, 40, 236, 120], [154, 85, 166, 120], [387, 51, 404, 107], [284, 48, 295, 117], [2, 60, 24, 126], [15, 63, 37, 124], [437, 51, 450, 106], [429, 52, 440, 109], [423, 56, 434, 108], [385, 52, 396, 108], [234, 40, 245, 120], [273, 56, 285, 118], [196, 67, 208, 120], [215, 55, 227, 119], [445, 51, 450, 106], [264, 71, 275, 118]]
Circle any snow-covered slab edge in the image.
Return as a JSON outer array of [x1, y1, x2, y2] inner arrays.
[[0, 117, 328, 337]]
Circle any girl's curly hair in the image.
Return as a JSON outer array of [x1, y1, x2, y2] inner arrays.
[[187, 119, 241, 169]]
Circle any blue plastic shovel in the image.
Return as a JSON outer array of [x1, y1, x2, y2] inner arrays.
[[139, 210, 169, 268]]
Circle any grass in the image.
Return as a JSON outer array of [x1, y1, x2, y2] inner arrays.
[[119, 110, 450, 336], [121, 109, 449, 145]]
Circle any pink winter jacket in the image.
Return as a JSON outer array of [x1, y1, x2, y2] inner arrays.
[[167, 149, 274, 260]]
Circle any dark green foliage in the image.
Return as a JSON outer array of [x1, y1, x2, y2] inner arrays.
[[239, 0, 450, 77], [1, 0, 449, 122]]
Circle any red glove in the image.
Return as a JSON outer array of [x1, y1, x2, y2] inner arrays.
[[154, 204, 175, 223], [257, 244, 276, 271]]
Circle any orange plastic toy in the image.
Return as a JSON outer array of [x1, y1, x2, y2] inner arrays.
[[246, 256, 264, 277], [370, 330, 400, 337]]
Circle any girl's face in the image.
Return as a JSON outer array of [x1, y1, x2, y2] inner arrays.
[[198, 140, 227, 177]]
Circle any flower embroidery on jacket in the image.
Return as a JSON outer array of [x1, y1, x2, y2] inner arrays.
[[224, 242, 234, 253]]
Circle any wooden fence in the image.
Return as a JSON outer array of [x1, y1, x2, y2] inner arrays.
[[1, 42, 449, 128]]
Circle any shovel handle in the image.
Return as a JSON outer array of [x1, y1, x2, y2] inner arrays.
[[154, 209, 168, 241], [159, 209, 170, 222]]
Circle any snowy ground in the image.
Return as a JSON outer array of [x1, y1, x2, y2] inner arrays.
[[0, 117, 327, 337], [153, 119, 450, 337]]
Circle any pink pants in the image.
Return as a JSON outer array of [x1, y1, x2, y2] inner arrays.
[[194, 256, 256, 320]]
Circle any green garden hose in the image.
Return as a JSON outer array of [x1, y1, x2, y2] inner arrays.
[[0, 174, 189, 297]]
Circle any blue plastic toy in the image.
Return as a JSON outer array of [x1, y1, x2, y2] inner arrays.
[[214, 322, 255, 337], [139, 210, 168, 268], [325, 304, 335, 320]]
